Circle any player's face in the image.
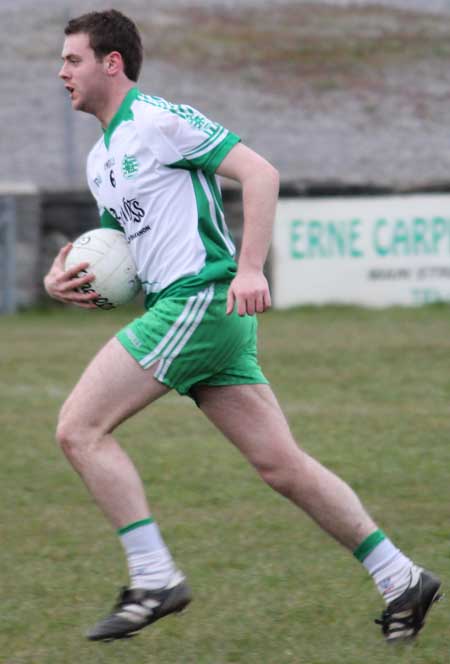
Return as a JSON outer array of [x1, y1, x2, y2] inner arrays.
[[59, 33, 109, 115]]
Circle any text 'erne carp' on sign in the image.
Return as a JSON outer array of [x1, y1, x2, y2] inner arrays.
[[272, 194, 450, 308], [289, 216, 450, 260]]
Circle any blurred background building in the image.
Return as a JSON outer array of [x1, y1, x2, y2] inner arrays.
[[2, 0, 450, 309]]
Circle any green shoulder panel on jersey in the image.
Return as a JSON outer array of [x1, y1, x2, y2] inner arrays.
[[136, 91, 241, 174], [103, 87, 139, 149], [168, 133, 241, 175], [100, 209, 124, 232], [137, 93, 220, 136]]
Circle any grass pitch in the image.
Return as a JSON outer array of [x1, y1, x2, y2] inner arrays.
[[1, 303, 449, 663]]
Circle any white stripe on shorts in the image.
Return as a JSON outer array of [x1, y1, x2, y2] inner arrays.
[[155, 285, 215, 382], [139, 294, 199, 369], [139, 285, 214, 374]]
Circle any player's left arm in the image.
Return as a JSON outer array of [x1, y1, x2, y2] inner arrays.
[[216, 142, 280, 316]]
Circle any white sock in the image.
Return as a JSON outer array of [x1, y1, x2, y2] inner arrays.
[[119, 519, 178, 590], [362, 538, 414, 604]]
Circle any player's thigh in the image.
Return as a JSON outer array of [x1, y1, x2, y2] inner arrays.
[[60, 336, 169, 434], [194, 383, 301, 468]]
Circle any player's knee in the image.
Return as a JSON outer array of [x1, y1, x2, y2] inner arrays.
[[256, 448, 308, 497], [56, 417, 80, 456], [257, 462, 297, 497], [55, 412, 96, 462]]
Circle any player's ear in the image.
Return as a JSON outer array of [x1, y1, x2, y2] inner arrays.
[[104, 51, 123, 75]]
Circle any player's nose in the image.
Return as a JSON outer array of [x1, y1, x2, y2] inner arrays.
[[59, 62, 69, 79]]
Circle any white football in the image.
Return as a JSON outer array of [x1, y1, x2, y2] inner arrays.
[[65, 228, 141, 309]]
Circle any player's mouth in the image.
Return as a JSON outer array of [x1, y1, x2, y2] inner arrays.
[[65, 85, 75, 98]]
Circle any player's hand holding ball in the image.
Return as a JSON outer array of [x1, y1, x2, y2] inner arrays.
[[63, 228, 141, 309], [44, 243, 98, 309]]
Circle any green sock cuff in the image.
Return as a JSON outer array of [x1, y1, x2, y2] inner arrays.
[[117, 517, 154, 536], [353, 529, 386, 562]]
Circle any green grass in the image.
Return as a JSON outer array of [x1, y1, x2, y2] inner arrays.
[[1, 303, 449, 663]]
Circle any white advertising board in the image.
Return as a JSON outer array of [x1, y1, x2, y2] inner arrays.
[[272, 194, 450, 308]]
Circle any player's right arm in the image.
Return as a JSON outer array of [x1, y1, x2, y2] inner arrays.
[[43, 243, 99, 308]]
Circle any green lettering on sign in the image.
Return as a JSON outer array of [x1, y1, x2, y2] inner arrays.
[[290, 220, 305, 258], [412, 218, 430, 255], [373, 218, 389, 256], [349, 219, 363, 257], [392, 219, 410, 256], [308, 220, 326, 258], [289, 218, 363, 259], [431, 217, 447, 254], [326, 222, 346, 257]]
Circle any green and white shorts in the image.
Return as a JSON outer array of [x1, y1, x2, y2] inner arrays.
[[116, 282, 268, 396]]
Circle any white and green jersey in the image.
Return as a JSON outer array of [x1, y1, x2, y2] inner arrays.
[[86, 87, 240, 308]]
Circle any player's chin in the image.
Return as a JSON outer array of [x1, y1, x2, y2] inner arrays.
[[71, 95, 85, 111]]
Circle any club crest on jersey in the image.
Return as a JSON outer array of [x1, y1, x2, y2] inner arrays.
[[122, 154, 140, 179]]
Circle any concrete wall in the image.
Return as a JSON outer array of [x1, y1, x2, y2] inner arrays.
[[5, 181, 448, 311], [0, 184, 41, 311], [0, 186, 247, 310], [39, 187, 246, 285]]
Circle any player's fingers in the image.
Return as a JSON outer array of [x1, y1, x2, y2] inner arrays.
[[63, 261, 91, 280], [237, 295, 248, 317], [245, 297, 256, 316], [226, 287, 235, 315], [53, 243, 73, 268], [75, 299, 99, 308], [69, 272, 96, 290], [70, 300, 98, 309], [255, 292, 265, 314], [59, 242, 73, 257], [58, 273, 95, 293], [55, 291, 96, 306], [70, 289, 99, 301], [264, 290, 272, 310], [71, 291, 100, 302]]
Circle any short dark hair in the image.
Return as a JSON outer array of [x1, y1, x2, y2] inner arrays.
[[64, 9, 143, 82]]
